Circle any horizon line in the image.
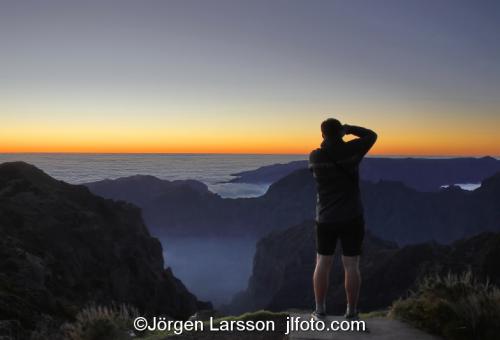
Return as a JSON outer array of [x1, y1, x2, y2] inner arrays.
[[0, 151, 498, 159]]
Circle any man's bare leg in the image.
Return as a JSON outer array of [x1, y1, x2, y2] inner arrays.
[[313, 254, 333, 314], [342, 255, 361, 316]]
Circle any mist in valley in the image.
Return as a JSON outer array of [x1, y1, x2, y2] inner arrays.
[[161, 236, 257, 306]]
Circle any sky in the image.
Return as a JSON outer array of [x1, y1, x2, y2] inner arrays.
[[1, 0, 499, 155]]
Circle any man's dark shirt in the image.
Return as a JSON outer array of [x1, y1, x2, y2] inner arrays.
[[308, 126, 377, 223]]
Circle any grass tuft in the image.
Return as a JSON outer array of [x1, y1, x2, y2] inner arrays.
[[61, 303, 139, 340], [389, 271, 500, 340]]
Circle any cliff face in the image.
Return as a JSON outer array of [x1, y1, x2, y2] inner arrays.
[[226, 220, 500, 314], [86, 169, 500, 245], [0, 162, 210, 336], [225, 221, 400, 314]]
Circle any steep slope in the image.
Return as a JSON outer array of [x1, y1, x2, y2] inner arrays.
[[0, 162, 210, 337], [226, 220, 500, 314]]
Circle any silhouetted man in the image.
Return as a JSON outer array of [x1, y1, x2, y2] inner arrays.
[[308, 118, 377, 320]]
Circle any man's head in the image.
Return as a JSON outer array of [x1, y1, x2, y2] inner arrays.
[[321, 118, 344, 139]]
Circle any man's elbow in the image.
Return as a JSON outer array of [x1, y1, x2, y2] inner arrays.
[[369, 130, 378, 145]]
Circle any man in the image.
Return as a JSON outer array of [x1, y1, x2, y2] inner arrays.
[[308, 118, 377, 320]]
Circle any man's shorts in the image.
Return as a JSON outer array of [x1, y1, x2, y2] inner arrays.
[[315, 215, 365, 256]]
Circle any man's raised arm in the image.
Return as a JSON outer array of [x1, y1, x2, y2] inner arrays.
[[341, 125, 377, 163]]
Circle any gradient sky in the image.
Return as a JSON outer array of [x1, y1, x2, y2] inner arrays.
[[1, 0, 499, 155]]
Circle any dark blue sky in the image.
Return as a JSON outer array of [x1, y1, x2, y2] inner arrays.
[[1, 0, 499, 154]]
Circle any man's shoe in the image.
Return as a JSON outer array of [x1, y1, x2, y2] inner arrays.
[[311, 311, 327, 321], [344, 312, 360, 321]]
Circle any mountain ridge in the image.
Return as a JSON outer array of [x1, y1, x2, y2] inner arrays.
[[86, 167, 500, 245], [228, 156, 500, 192]]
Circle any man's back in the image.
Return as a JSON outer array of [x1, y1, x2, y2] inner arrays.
[[310, 120, 377, 321], [309, 125, 377, 223]]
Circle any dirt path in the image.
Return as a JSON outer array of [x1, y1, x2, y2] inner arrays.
[[158, 312, 441, 340], [287, 313, 442, 340]]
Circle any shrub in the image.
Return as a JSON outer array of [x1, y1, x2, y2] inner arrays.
[[389, 271, 500, 340], [62, 303, 139, 340]]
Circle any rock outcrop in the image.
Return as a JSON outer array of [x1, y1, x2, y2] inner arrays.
[[0, 162, 210, 337]]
